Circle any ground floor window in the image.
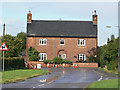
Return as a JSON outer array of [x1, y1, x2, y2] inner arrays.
[[39, 53, 47, 61], [62, 54, 66, 59], [58, 54, 66, 59], [77, 54, 85, 62]]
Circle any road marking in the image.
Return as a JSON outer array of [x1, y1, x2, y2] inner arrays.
[[105, 78, 109, 80], [47, 81, 53, 84], [97, 76, 103, 81], [38, 84, 45, 87]]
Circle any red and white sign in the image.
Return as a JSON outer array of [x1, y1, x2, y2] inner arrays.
[[0, 42, 9, 51]]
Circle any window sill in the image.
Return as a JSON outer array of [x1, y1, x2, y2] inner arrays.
[[77, 45, 85, 46], [60, 44, 65, 46], [39, 60, 44, 61], [39, 44, 47, 45]]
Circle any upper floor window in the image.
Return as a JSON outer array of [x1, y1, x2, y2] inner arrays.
[[60, 39, 65, 45], [39, 39, 47, 45], [78, 39, 85, 46], [39, 53, 47, 61]]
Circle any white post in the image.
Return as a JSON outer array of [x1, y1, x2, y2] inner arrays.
[[3, 51, 4, 76]]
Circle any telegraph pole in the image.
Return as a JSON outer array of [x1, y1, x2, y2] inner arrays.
[[3, 24, 5, 36], [3, 24, 5, 76]]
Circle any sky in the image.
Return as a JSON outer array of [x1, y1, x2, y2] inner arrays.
[[0, 1, 119, 46]]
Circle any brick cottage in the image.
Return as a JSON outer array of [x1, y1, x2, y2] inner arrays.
[[26, 10, 98, 65]]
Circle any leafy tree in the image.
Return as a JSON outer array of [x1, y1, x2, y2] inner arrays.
[[17, 32, 26, 50], [107, 38, 110, 43], [27, 47, 39, 61], [2, 34, 24, 57], [111, 34, 115, 42], [87, 47, 99, 63], [98, 36, 118, 70]]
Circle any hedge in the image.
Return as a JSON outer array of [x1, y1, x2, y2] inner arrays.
[[43, 57, 73, 64], [4, 57, 25, 70]]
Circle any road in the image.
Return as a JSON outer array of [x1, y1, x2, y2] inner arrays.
[[2, 67, 117, 89]]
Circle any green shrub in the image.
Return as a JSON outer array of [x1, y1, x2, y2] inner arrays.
[[4, 57, 25, 70], [27, 47, 39, 61], [53, 57, 63, 64], [43, 60, 54, 64], [43, 57, 73, 64], [107, 59, 118, 70], [62, 59, 73, 64]]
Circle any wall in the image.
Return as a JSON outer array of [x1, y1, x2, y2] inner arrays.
[[26, 37, 97, 62], [28, 61, 98, 68]]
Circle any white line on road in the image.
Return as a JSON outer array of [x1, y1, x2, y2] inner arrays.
[[97, 76, 103, 81], [38, 84, 45, 87], [105, 78, 109, 80], [47, 81, 53, 84]]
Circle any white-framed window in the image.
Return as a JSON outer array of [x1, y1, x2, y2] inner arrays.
[[60, 39, 65, 45], [58, 54, 61, 58], [77, 54, 85, 61], [58, 54, 66, 59], [78, 39, 85, 46], [62, 54, 66, 59], [39, 39, 47, 45], [39, 53, 47, 61]]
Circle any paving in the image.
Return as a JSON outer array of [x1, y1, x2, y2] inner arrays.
[[2, 67, 117, 89]]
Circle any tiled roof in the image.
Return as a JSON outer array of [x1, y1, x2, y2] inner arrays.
[[27, 20, 97, 38]]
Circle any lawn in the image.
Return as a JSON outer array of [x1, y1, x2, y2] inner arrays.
[[1, 69, 49, 84], [87, 79, 118, 88]]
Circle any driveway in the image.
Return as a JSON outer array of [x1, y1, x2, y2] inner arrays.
[[2, 67, 117, 89]]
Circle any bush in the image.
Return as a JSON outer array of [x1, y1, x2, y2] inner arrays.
[[62, 59, 73, 64], [43, 57, 73, 64], [43, 60, 54, 64], [4, 57, 25, 70], [53, 57, 63, 64], [76, 60, 86, 63], [27, 47, 39, 61]]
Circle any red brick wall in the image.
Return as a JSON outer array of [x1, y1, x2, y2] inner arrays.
[[26, 37, 97, 62], [73, 63, 98, 68], [28, 61, 98, 68]]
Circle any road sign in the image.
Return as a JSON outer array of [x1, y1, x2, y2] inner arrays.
[[0, 42, 9, 51], [0, 42, 9, 76]]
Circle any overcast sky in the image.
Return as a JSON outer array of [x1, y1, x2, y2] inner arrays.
[[0, 1, 119, 46]]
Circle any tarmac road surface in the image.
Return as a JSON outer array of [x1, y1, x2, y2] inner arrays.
[[2, 67, 117, 89]]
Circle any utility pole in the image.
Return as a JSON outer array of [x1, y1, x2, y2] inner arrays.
[[3, 24, 5, 76], [3, 24, 5, 36]]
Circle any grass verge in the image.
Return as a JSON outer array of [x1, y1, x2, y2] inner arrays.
[[98, 67, 118, 74], [87, 79, 118, 88], [1, 69, 49, 84]]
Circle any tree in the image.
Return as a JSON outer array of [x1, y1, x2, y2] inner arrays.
[[111, 34, 115, 42], [27, 47, 39, 61], [2, 34, 24, 57], [87, 47, 99, 63], [107, 38, 110, 43], [17, 32, 26, 50], [99, 36, 118, 70]]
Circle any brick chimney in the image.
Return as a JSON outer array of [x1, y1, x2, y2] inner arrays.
[[27, 10, 32, 23], [92, 10, 97, 25]]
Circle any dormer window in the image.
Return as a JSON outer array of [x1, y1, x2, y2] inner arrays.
[[39, 39, 47, 45], [60, 39, 65, 45], [78, 39, 85, 46]]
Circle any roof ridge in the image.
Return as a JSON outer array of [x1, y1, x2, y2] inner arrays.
[[32, 20, 92, 22]]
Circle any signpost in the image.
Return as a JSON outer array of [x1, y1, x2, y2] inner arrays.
[[0, 42, 9, 76]]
